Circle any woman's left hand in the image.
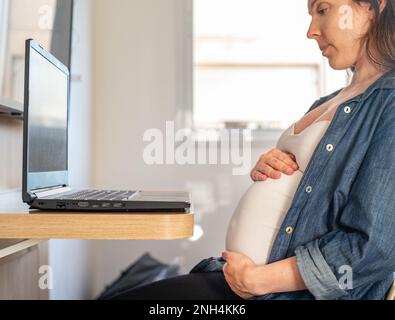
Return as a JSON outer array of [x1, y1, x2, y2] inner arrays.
[[222, 251, 262, 300]]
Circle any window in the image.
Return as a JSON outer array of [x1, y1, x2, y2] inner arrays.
[[189, 0, 348, 131]]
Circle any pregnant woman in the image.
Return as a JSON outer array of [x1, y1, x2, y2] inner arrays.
[[225, 119, 333, 266], [110, 0, 395, 300]]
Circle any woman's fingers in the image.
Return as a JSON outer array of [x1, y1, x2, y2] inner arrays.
[[272, 149, 299, 170], [255, 163, 282, 179], [251, 171, 268, 181], [251, 149, 299, 182], [281, 151, 299, 169], [265, 156, 296, 176], [223, 269, 251, 299]]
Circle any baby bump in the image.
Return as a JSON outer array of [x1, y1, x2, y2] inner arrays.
[[225, 171, 303, 265]]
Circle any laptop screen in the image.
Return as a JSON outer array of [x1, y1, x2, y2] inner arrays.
[[28, 47, 68, 173], [23, 40, 70, 195]]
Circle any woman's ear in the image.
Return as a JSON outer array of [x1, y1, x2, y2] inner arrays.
[[378, 0, 388, 14], [355, 1, 375, 20], [364, 0, 388, 17]]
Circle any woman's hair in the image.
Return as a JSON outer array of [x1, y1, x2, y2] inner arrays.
[[351, 0, 395, 72]]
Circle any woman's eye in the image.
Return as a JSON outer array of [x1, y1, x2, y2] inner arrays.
[[317, 7, 328, 15]]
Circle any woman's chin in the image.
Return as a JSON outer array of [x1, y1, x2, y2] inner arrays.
[[327, 58, 350, 71]]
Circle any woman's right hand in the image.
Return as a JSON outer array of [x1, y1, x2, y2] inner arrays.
[[250, 149, 299, 181]]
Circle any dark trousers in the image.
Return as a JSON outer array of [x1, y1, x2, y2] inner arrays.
[[109, 272, 244, 300]]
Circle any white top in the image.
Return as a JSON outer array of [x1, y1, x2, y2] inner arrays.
[[276, 121, 332, 172], [225, 121, 331, 265]]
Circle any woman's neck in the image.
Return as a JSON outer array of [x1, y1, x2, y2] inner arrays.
[[349, 54, 388, 88]]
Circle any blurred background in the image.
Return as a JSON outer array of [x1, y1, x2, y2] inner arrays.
[[0, 0, 349, 299]]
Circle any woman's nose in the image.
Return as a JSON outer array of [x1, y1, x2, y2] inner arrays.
[[307, 20, 321, 39]]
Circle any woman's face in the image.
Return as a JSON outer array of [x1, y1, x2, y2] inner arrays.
[[307, 0, 374, 70]]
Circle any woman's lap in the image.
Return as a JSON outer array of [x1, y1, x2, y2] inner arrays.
[[109, 272, 244, 300]]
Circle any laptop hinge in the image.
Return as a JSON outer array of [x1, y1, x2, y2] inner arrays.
[[33, 185, 72, 198]]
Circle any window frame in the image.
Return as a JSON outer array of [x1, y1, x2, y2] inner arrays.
[[175, 0, 341, 144]]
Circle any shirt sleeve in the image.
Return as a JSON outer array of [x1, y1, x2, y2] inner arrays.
[[295, 98, 395, 300]]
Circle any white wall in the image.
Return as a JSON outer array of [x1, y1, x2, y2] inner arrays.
[[89, 0, 274, 298], [48, 0, 94, 300]]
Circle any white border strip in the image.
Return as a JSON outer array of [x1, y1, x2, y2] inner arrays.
[[0, 240, 42, 259]]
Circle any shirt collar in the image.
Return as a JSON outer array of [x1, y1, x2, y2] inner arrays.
[[359, 68, 395, 102], [319, 69, 395, 106], [368, 68, 395, 89]]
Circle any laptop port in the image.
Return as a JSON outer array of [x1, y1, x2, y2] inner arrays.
[[56, 202, 66, 209], [113, 203, 125, 208], [77, 202, 90, 208]]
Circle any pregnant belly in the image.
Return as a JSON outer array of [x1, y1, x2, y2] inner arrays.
[[225, 171, 303, 265]]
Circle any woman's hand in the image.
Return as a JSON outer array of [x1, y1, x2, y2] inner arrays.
[[222, 251, 264, 300], [250, 148, 299, 181]]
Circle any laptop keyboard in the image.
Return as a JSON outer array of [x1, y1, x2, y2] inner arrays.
[[58, 190, 136, 201]]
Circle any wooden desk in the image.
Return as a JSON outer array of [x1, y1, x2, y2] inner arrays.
[[0, 191, 194, 240]]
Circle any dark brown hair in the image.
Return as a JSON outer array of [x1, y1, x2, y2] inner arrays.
[[352, 0, 395, 71]]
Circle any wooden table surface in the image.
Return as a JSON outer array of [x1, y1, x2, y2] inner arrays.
[[0, 191, 194, 240]]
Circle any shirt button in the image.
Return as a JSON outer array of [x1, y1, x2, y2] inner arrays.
[[344, 106, 352, 114], [306, 186, 313, 193], [326, 144, 334, 152], [286, 227, 294, 234]]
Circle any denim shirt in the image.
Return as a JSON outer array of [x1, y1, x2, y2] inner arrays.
[[190, 69, 395, 300]]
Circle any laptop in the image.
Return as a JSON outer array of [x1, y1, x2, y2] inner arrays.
[[22, 39, 191, 213]]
